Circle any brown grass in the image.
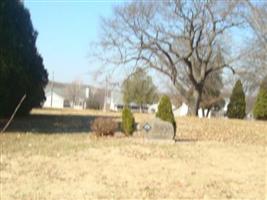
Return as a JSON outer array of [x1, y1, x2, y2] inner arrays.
[[30, 108, 121, 117], [32, 108, 267, 145], [0, 108, 266, 199]]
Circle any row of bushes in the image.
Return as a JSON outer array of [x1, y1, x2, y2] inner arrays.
[[91, 95, 175, 137], [90, 77, 266, 136], [227, 78, 267, 120]]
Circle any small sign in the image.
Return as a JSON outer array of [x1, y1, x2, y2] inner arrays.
[[143, 123, 151, 132]]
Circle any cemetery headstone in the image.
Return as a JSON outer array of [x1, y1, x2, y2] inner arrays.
[[143, 118, 175, 140]]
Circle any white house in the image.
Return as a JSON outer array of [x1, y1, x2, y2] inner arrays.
[[109, 90, 148, 112], [173, 102, 188, 117], [110, 90, 123, 111], [43, 91, 65, 109], [43, 81, 92, 109], [173, 102, 212, 118], [197, 108, 212, 118], [148, 103, 176, 114], [150, 101, 212, 118]]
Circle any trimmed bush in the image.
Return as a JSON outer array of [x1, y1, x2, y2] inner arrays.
[[156, 95, 176, 134], [90, 117, 118, 137], [122, 107, 135, 136], [253, 77, 267, 120], [227, 80, 246, 119]]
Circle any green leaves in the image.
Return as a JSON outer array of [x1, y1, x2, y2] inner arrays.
[[0, 0, 48, 117], [156, 95, 176, 135], [122, 68, 157, 109], [253, 77, 267, 120], [227, 80, 246, 119], [122, 107, 135, 136]]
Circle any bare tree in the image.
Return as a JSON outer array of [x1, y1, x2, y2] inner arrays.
[[244, 0, 267, 51], [86, 87, 105, 110], [95, 1, 242, 116], [238, 43, 267, 94], [200, 70, 225, 117], [66, 79, 83, 107], [238, 1, 267, 93]]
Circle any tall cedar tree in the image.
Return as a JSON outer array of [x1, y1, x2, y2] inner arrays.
[[0, 0, 48, 117], [156, 95, 176, 137], [122, 107, 135, 136], [227, 80, 246, 119], [253, 77, 267, 120]]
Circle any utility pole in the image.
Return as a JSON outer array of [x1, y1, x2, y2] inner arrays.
[[50, 71, 54, 107], [103, 74, 119, 112], [103, 76, 108, 112]]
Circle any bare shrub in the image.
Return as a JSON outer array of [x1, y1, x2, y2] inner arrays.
[[90, 117, 118, 137]]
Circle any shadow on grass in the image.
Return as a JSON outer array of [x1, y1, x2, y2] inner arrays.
[[0, 114, 120, 134]]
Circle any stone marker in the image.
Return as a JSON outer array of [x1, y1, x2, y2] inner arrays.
[[142, 118, 175, 141]]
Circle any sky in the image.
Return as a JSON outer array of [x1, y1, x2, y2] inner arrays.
[[24, 0, 251, 91], [24, 0, 122, 86]]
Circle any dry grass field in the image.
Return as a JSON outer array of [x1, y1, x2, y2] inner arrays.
[[0, 108, 266, 199]]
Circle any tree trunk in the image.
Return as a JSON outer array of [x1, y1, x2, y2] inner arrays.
[[206, 108, 211, 117], [202, 108, 205, 117], [194, 88, 203, 116]]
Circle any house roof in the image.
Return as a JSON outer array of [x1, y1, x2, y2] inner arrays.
[[45, 90, 65, 100], [45, 81, 92, 100]]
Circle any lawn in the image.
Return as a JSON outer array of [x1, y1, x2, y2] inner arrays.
[[0, 108, 266, 199]]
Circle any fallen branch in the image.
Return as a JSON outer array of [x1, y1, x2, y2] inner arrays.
[[1, 94, 27, 133]]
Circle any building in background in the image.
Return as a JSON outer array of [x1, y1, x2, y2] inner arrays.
[[43, 90, 65, 109], [173, 103, 189, 117], [109, 90, 149, 112], [109, 90, 123, 111], [43, 81, 91, 109]]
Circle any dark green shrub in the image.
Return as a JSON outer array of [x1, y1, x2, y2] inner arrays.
[[122, 107, 135, 136], [227, 80, 246, 119], [253, 77, 267, 120], [156, 95, 176, 134], [90, 117, 118, 137], [0, 0, 48, 117]]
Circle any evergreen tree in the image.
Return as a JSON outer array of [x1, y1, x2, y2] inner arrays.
[[0, 0, 48, 117], [156, 95, 176, 136], [253, 77, 267, 120], [122, 107, 135, 136], [227, 80, 246, 119]]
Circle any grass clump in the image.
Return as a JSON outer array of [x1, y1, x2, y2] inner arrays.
[[90, 117, 118, 137]]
